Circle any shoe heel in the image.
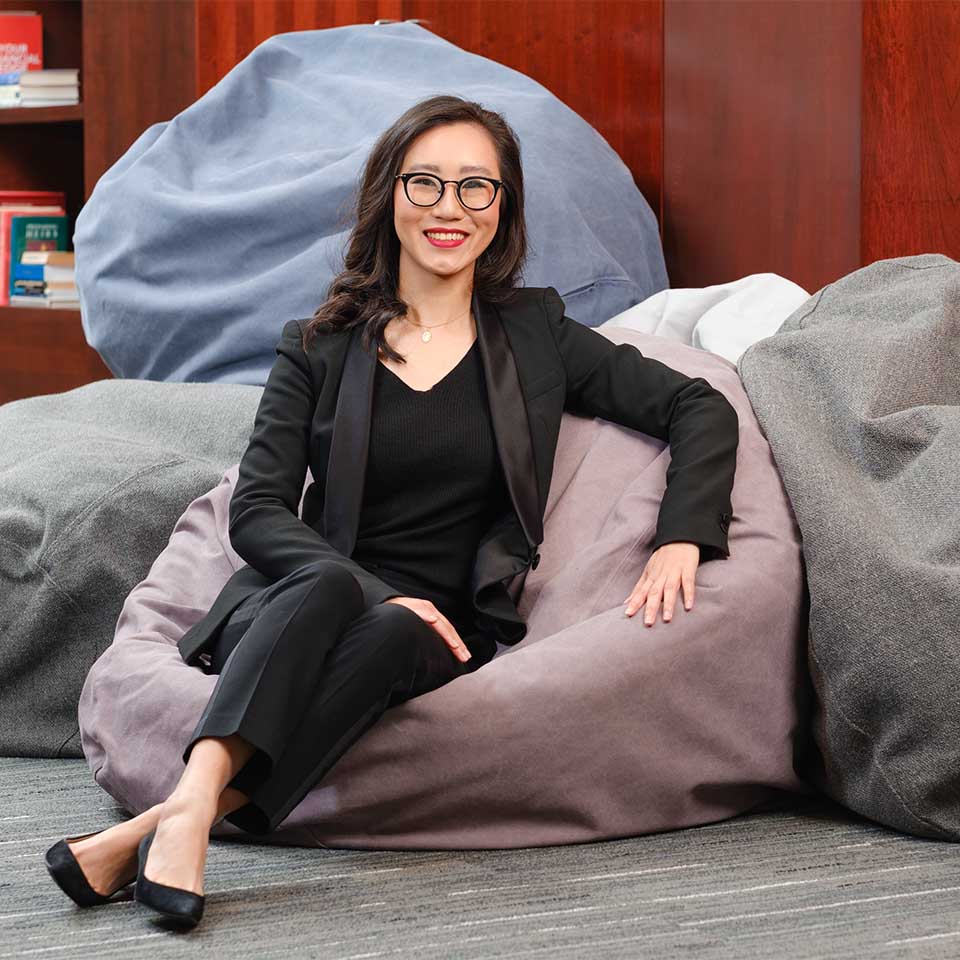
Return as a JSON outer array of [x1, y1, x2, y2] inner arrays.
[[134, 828, 205, 928], [44, 829, 135, 907]]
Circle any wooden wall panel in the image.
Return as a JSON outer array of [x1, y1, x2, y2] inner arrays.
[[83, 0, 198, 196], [196, 0, 382, 97], [663, 0, 862, 294], [862, 1, 960, 264], [194, 0, 663, 220], [397, 1, 663, 222]]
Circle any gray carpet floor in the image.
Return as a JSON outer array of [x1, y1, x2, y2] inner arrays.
[[2, 757, 959, 959]]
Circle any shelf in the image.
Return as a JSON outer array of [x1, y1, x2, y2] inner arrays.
[[0, 103, 83, 124], [0, 304, 112, 404], [1, 304, 81, 322]]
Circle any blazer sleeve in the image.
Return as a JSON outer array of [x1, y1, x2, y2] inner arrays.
[[228, 318, 404, 606], [542, 286, 739, 561]]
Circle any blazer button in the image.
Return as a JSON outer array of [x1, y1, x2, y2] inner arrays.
[[530, 552, 541, 570]]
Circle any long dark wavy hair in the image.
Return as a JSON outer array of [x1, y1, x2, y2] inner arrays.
[[302, 95, 528, 363]]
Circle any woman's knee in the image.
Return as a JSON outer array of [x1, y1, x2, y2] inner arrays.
[[294, 560, 365, 614], [364, 601, 437, 657]]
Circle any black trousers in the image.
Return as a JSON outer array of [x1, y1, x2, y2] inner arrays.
[[182, 559, 495, 835]]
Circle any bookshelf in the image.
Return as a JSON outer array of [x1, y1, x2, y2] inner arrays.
[[0, 0, 195, 404]]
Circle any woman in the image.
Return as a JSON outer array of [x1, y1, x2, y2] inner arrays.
[[44, 95, 738, 929]]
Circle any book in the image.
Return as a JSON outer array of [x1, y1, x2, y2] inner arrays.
[[0, 204, 64, 306], [21, 249, 73, 263], [16, 99, 80, 108], [13, 254, 76, 290], [18, 68, 78, 86], [20, 86, 78, 97], [0, 11, 42, 75], [9, 215, 69, 302], [0, 72, 19, 104], [10, 294, 80, 310], [13, 283, 77, 298], [13, 263, 74, 285], [19, 94, 79, 106], [21, 249, 74, 285]]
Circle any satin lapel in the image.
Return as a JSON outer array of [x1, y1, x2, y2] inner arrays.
[[473, 289, 543, 549], [323, 292, 543, 562], [323, 323, 375, 557]]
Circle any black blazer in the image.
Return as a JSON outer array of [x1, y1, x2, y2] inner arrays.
[[177, 285, 739, 667]]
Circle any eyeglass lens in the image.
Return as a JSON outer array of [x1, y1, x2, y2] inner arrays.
[[406, 174, 495, 210]]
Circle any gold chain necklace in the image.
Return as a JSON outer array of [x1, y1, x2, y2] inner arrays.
[[403, 306, 472, 343]]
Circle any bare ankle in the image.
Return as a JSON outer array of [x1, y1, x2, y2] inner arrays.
[[163, 787, 220, 820]]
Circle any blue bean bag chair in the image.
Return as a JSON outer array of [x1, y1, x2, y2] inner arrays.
[[73, 21, 667, 384]]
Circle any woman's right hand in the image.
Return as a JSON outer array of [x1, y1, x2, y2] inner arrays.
[[383, 597, 472, 662]]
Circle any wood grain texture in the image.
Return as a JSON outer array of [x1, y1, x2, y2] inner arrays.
[[194, 0, 664, 220], [663, 0, 862, 294], [0, 307, 112, 404], [862, 0, 960, 263], [83, 0, 198, 196]]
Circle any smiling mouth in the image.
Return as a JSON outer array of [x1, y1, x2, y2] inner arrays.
[[423, 230, 469, 247]]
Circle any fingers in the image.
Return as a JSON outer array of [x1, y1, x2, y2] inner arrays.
[[623, 575, 694, 625], [642, 579, 665, 626], [681, 568, 695, 610], [661, 581, 678, 623], [624, 572, 651, 616], [424, 605, 472, 662], [386, 597, 472, 661], [623, 543, 700, 627]]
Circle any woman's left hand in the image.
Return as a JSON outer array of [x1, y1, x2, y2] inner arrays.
[[623, 542, 700, 626]]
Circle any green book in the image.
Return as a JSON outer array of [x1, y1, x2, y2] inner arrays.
[[9, 215, 69, 299]]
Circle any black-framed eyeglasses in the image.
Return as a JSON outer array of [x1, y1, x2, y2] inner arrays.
[[394, 172, 503, 211]]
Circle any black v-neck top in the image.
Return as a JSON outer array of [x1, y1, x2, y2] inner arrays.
[[350, 339, 512, 634]]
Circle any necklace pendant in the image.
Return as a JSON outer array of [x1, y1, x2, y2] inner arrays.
[[421, 329, 432, 343]]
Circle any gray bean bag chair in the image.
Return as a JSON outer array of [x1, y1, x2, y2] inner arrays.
[[0, 381, 262, 758], [76, 328, 816, 848], [739, 254, 960, 841], [72, 21, 667, 385]]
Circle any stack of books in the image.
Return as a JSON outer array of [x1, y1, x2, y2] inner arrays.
[[18, 68, 80, 107], [11, 250, 78, 308], [0, 190, 71, 308]]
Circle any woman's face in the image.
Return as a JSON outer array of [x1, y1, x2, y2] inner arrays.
[[393, 122, 502, 286]]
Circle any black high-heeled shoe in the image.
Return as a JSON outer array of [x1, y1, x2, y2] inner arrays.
[[44, 829, 137, 907], [134, 827, 205, 928]]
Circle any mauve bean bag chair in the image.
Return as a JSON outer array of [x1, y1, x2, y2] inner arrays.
[[72, 21, 667, 386], [77, 329, 817, 848]]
